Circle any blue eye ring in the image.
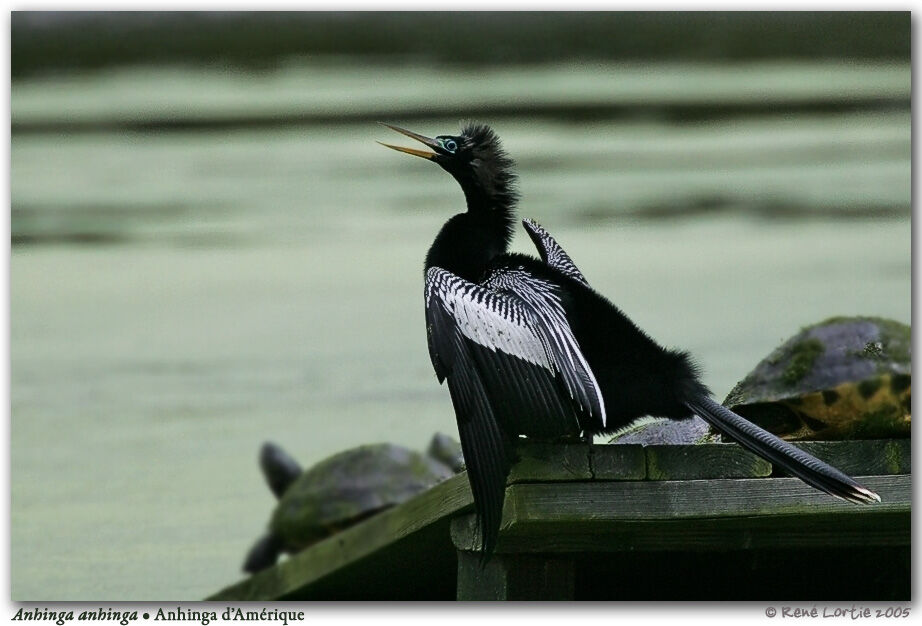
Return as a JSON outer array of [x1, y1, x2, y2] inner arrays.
[[439, 138, 458, 153]]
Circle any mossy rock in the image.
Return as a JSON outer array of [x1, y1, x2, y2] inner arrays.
[[724, 316, 910, 440]]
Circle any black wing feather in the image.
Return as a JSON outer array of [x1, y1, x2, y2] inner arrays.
[[522, 218, 590, 287], [484, 266, 606, 427], [426, 283, 512, 557], [425, 265, 606, 557]]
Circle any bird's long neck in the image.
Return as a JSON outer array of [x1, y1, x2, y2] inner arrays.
[[425, 205, 515, 283], [425, 133, 519, 282]]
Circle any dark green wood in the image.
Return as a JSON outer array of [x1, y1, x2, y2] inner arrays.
[[500, 474, 908, 523], [589, 444, 646, 480], [572, 543, 909, 600], [507, 442, 646, 482], [451, 473, 909, 554], [644, 443, 771, 479], [209, 440, 910, 600], [790, 439, 910, 476], [457, 550, 574, 600], [481, 474, 909, 554], [507, 442, 592, 482], [490, 509, 910, 555], [450, 514, 485, 553]]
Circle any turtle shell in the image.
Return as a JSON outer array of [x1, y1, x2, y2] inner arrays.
[[723, 316, 911, 440], [269, 443, 455, 550], [427, 431, 466, 472], [608, 416, 716, 445]]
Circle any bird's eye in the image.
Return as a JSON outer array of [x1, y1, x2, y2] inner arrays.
[[439, 138, 458, 153]]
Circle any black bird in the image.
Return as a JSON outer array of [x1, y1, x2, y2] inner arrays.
[[379, 122, 880, 558]]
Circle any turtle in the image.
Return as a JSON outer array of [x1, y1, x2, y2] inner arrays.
[[722, 316, 910, 441], [427, 431, 466, 473], [243, 433, 464, 573], [607, 415, 717, 445]]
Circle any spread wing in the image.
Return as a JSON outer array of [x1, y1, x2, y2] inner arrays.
[[522, 218, 590, 287], [425, 265, 606, 556]]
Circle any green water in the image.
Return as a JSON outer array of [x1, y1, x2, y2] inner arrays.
[[10, 62, 910, 599]]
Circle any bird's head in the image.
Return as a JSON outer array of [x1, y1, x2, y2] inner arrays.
[[379, 122, 518, 213]]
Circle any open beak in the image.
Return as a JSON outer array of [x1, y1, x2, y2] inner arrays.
[[377, 123, 440, 160]]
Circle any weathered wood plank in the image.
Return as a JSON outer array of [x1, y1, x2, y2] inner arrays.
[[452, 474, 909, 553], [456, 549, 574, 600], [790, 439, 910, 476], [506, 439, 908, 483], [644, 443, 771, 479], [507, 442, 646, 483], [507, 442, 592, 482], [208, 472, 472, 600], [489, 510, 910, 555], [210, 439, 910, 599], [590, 444, 647, 480], [504, 474, 908, 522]]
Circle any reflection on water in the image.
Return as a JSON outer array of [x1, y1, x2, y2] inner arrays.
[[11, 62, 911, 599]]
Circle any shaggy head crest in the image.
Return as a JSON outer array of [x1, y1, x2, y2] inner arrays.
[[454, 122, 520, 213]]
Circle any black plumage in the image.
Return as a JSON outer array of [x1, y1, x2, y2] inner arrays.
[[380, 122, 880, 559]]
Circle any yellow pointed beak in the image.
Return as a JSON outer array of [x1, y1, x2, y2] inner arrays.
[[377, 122, 440, 160]]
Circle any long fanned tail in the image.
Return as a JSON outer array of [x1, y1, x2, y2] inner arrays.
[[687, 395, 881, 505]]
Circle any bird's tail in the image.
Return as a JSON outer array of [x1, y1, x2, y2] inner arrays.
[[686, 395, 881, 504]]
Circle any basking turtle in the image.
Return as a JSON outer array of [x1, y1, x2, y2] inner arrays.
[[427, 431, 466, 472], [243, 433, 463, 573], [608, 415, 716, 445], [723, 316, 910, 441]]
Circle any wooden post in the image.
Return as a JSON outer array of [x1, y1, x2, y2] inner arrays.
[[456, 550, 574, 600]]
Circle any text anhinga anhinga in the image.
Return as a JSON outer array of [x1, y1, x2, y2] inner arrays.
[[379, 122, 880, 559]]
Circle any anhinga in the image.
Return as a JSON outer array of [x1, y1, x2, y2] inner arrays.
[[379, 122, 880, 559]]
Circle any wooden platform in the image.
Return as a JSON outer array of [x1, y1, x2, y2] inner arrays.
[[208, 439, 911, 601]]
